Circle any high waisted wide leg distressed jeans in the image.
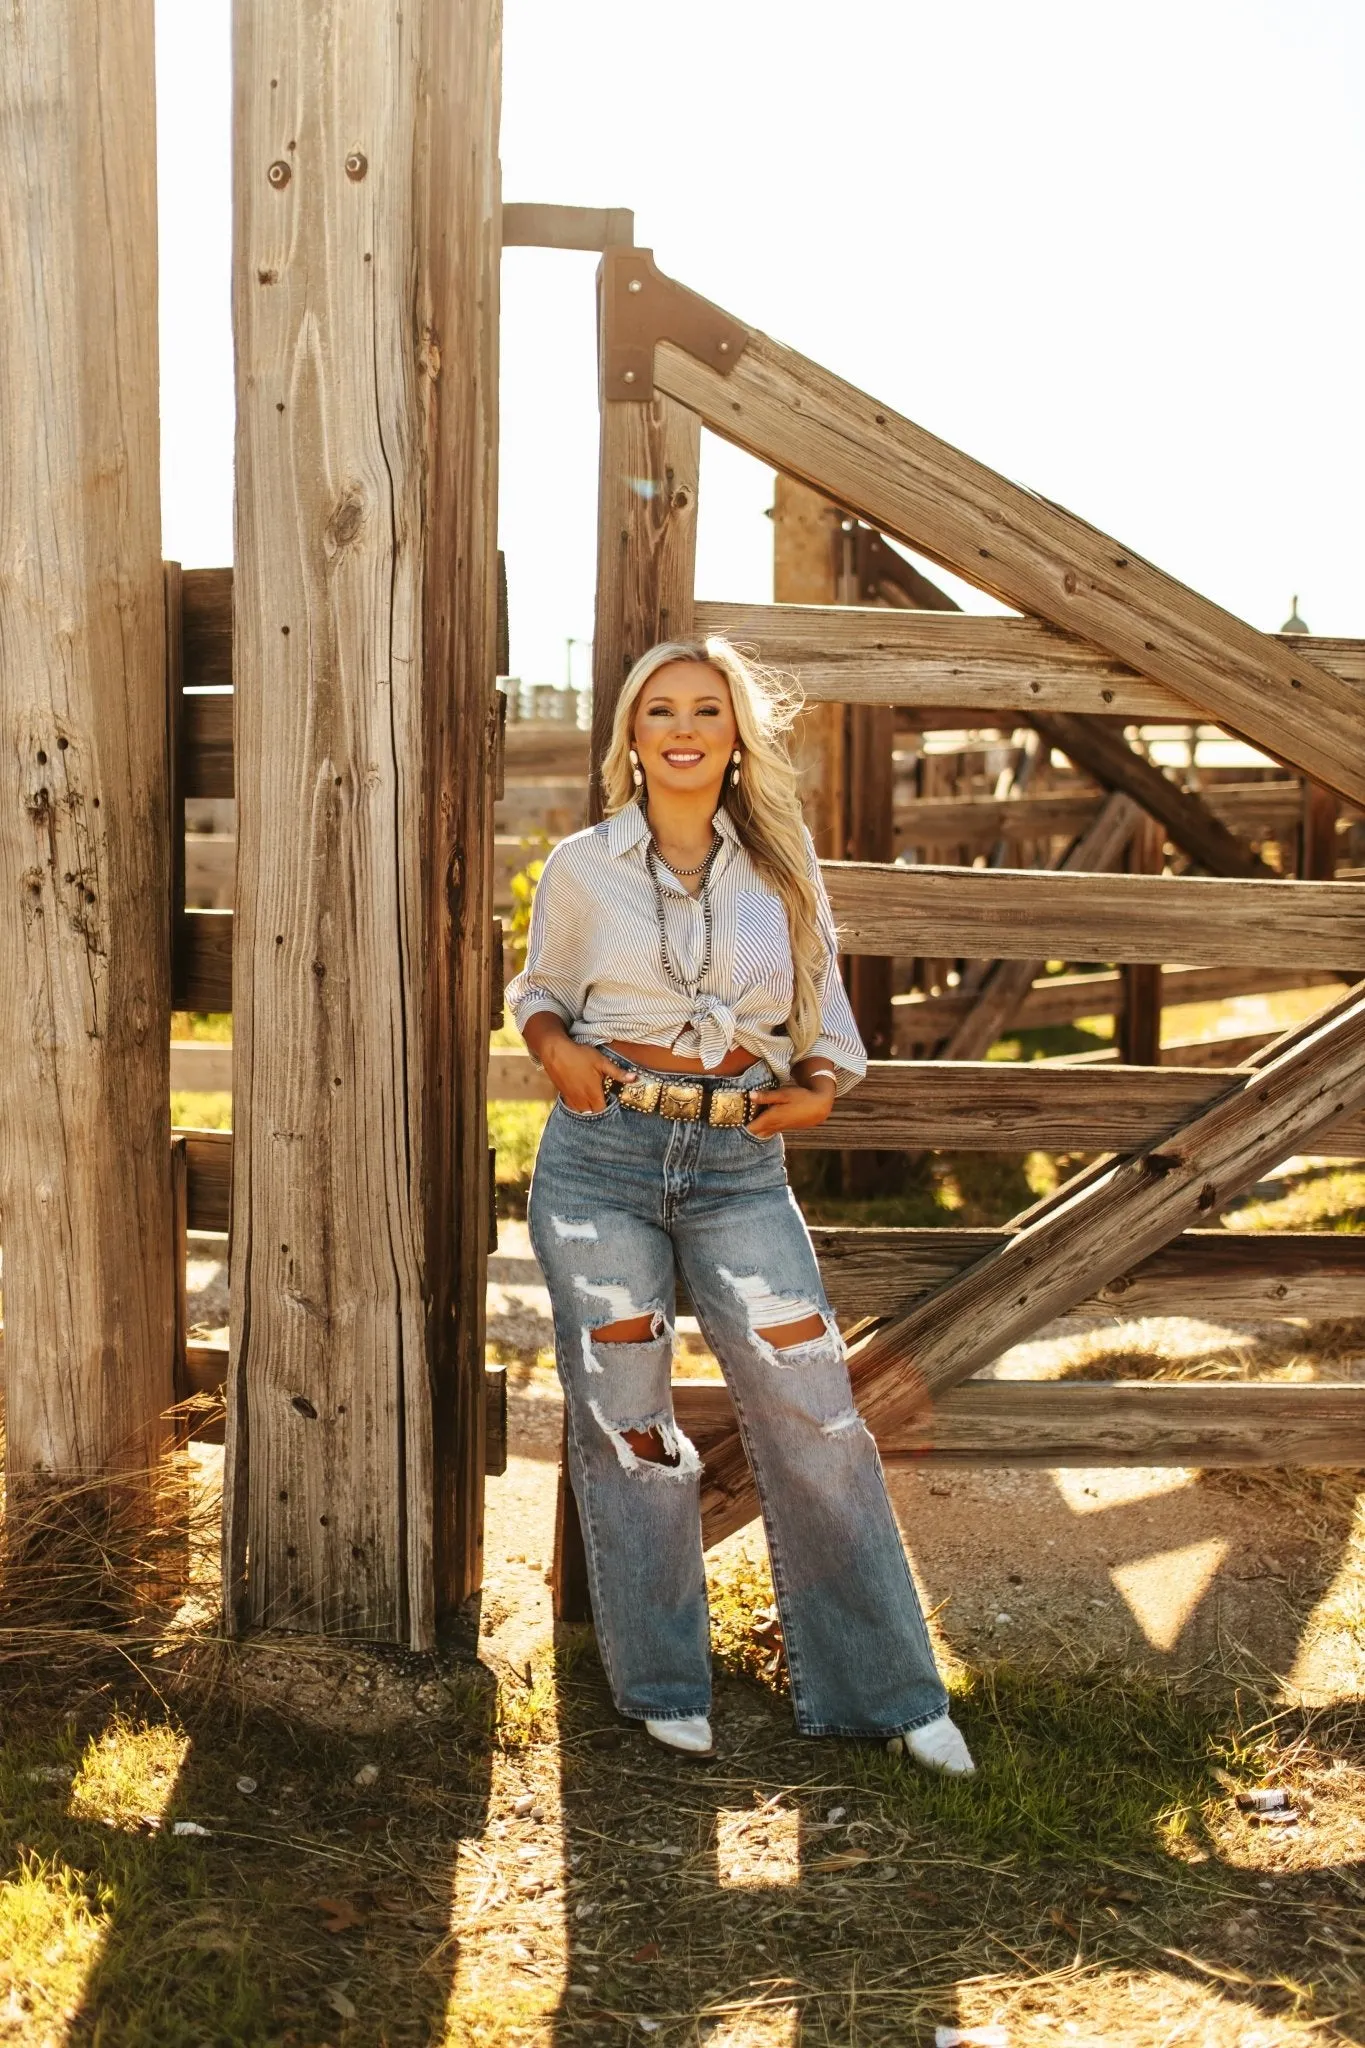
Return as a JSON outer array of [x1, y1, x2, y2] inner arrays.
[[528, 1061, 948, 1737]]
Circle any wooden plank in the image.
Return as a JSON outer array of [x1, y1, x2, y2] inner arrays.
[[589, 386, 699, 818], [0, 0, 175, 1481], [660, 328, 1365, 803], [504, 721, 591, 780], [180, 833, 531, 917], [225, 0, 500, 1646], [1300, 780, 1339, 881], [182, 690, 234, 798], [698, 601, 1365, 722], [699, 982, 1365, 1542], [823, 861, 1365, 967], [182, 567, 234, 687], [1031, 711, 1272, 879], [773, 477, 845, 858], [179, 910, 233, 1012], [674, 1378, 1365, 1469], [801, 1225, 1365, 1322], [183, 1128, 231, 1235], [893, 965, 1343, 1045], [939, 794, 1139, 1061], [481, 1043, 1365, 1151], [1120, 814, 1165, 1063], [501, 201, 633, 250], [895, 782, 1303, 857]]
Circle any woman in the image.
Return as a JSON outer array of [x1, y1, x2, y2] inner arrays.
[[507, 637, 973, 1773]]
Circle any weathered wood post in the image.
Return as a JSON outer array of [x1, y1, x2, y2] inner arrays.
[[0, 0, 174, 1485], [226, 0, 501, 1644]]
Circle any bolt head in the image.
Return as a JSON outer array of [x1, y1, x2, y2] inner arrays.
[[622, 369, 636, 383], [345, 151, 368, 181], [267, 160, 291, 188], [627, 277, 643, 292]]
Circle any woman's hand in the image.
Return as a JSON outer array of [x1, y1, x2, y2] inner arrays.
[[746, 1073, 837, 1140], [539, 1030, 635, 1114]]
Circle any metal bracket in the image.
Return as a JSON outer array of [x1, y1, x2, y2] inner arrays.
[[599, 246, 748, 401]]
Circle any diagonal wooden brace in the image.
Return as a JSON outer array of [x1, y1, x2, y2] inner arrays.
[[699, 980, 1365, 1546]]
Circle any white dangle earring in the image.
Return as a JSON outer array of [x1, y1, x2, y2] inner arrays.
[[629, 747, 644, 788], [730, 748, 742, 787]]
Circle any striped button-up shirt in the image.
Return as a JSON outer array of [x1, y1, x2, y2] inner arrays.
[[506, 802, 866, 1093]]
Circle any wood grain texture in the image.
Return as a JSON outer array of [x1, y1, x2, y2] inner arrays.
[[823, 861, 1365, 967], [0, 0, 175, 1478], [893, 965, 1343, 1046], [772, 477, 845, 858], [662, 332, 1365, 802], [589, 389, 699, 819], [501, 202, 632, 250], [896, 783, 1304, 854], [696, 601, 1365, 722], [225, 0, 500, 1644], [676, 1378, 1365, 1470], [1031, 712, 1271, 879], [700, 984, 1365, 1541]]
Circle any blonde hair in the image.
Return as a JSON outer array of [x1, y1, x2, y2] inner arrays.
[[601, 637, 828, 1058]]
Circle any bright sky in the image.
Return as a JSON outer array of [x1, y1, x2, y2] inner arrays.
[[157, 1, 1364, 691]]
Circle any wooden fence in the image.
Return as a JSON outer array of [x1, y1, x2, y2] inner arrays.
[[542, 238, 1365, 1614]]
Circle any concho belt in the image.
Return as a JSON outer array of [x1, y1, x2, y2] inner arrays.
[[607, 1074, 753, 1127]]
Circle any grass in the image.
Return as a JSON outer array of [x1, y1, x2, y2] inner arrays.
[[2, 1526, 1362, 2046]]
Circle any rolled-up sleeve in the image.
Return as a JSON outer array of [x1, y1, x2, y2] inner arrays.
[[505, 845, 584, 1050], [804, 830, 867, 1094]]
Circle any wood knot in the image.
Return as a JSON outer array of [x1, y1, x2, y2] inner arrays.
[[291, 1395, 318, 1419], [1196, 1182, 1218, 1211], [327, 491, 365, 550], [1143, 1151, 1177, 1178]]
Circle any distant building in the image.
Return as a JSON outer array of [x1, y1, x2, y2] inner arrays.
[[1280, 595, 1310, 635]]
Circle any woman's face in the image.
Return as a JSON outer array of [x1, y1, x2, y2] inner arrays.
[[631, 660, 739, 803]]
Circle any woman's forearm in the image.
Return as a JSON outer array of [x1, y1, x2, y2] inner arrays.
[[522, 1010, 573, 1069]]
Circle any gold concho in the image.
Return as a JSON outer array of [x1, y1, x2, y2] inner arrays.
[[619, 1077, 662, 1114], [660, 1080, 703, 1121], [708, 1088, 748, 1127]]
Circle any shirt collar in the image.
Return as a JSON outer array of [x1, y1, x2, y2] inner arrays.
[[604, 802, 741, 857]]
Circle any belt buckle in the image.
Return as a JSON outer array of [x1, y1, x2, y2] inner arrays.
[[618, 1077, 662, 1114], [660, 1079, 703, 1121], [708, 1087, 749, 1128]]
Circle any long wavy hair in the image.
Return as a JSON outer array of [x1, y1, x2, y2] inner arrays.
[[600, 637, 828, 1058]]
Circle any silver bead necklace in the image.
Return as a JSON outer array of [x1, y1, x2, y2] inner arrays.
[[646, 835, 721, 995]]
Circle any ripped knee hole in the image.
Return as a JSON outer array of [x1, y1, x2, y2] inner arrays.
[[619, 1424, 679, 1466], [754, 1311, 829, 1349], [591, 1313, 661, 1345]]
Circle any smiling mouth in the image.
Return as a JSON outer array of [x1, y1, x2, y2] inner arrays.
[[662, 749, 705, 765]]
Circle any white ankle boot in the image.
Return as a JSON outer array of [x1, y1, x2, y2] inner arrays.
[[903, 1713, 975, 1775], [644, 1714, 714, 1756]]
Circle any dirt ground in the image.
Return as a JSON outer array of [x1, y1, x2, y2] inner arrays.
[[1, 1230, 1361, 2046]]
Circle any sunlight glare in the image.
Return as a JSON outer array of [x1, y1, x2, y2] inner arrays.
[[1110, 1538, 1228, 1651], [714, 1807, 801, 1889], [1053, 1467, 1197, 1515]]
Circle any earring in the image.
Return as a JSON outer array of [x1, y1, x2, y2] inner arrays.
[[629, 747, 644, 789], [730, 748, 742, 787]]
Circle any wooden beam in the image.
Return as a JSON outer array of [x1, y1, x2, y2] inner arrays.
[[895, 782, 1304, 856], [938, 794, 1139, 1061], [0, 0, 175, 1480], [589, 384, 699, 819], [696, 601, 1365, 721], [699, 981, 1365, 1542], [1120, 813, 1165, 1063], [893, 964, 1343, 1046], [1300, 780, 1339, 881], [658, 323, 1365, 803], [225, 0, 500, 1646], [501, 202, 633, 250], [772, 478, 846, 860], [475, 1042, 1365, 1152], [1031, 712, 1272, 879], [823, 862, 1365, 967], [675, 1379, 1365, 1470]]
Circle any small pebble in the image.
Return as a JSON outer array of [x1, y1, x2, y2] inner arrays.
[[886, 1735, 904, 1756], [826, 1806, 846, 1823], [353, 1763, 380, 1788], [511, 1792, 534, 1816], [235, 1776, 258, 1796], [995, 1612, 1013, 1625]]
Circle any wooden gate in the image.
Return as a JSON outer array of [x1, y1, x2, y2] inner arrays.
[[552, 235, 1365, 1614]]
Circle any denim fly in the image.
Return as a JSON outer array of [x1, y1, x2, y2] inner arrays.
[[527, 1058, 949, 1738]]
